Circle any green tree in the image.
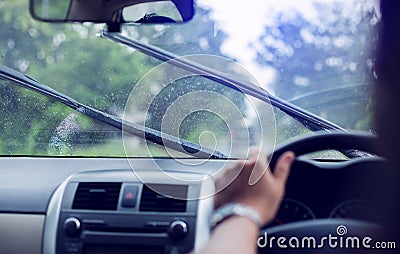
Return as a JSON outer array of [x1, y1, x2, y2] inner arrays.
[[254, 1, 377, 131]]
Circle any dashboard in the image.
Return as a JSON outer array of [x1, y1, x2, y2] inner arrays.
[[0, 155, 388, 254], [46, 169, 212, 254], [269, 158, 386, 227]]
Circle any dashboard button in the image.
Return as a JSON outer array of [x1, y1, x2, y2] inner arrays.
[[64, 241, 82, 254], [121, 185, 138, 208], [64, 217, 81, 237], [169, 220, 188, 240]]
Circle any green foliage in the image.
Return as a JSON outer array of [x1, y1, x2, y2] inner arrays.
[[0, 79, 68, 155], [0, 1, 376, 157], [254, 2, 377, 131], [0, 2, 231, 156], [32, 0, 70, 20], [0, 1, 151, 156]]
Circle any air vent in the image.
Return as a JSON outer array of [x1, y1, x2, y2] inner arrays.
[[139, 185, 187, 213], [72, 182, 122, 210]]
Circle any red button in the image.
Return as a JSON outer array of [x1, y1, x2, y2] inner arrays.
[[121, 186, 138, 208]]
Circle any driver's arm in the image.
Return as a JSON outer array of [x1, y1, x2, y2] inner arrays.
[[195, 148, 295, 254]]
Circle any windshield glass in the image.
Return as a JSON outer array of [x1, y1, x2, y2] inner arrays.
[[0, 0, 378, 157]]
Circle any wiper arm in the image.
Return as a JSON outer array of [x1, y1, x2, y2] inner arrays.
[[101, 31, 346, 133], [0, 65, 226, 159]]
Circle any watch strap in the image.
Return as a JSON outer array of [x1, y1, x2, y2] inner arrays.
[[210, 203, 263, 230]]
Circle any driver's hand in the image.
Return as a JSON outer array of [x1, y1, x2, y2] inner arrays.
[[213, 148, 295, 225]]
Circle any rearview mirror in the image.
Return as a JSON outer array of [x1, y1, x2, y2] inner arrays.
[[30, 0, 194, 25]]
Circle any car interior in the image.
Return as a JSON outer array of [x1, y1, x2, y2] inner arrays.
[[0, 0, 398, 253]]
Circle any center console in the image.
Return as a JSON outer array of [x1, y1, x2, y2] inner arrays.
[[43, 169, 214, 254]]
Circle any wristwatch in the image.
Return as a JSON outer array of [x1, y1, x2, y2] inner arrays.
[[210, 203, 263, 230]]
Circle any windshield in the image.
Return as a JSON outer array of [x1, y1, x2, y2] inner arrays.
[[0, 0, 378, 158]]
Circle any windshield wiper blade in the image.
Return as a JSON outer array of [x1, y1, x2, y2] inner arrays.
[[0, 65, 226, 159], [101, 31, 346, 133]]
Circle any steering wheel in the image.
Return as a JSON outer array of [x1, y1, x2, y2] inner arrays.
[[268, 131, 381, 169], [259, 131, 389, 254]]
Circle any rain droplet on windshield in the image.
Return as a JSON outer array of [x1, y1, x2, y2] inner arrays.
[[48, 113, 80, 155]]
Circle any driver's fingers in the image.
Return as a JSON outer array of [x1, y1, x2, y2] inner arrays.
[[272, 151, 295, 184], [247, 147, 269, 185]]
